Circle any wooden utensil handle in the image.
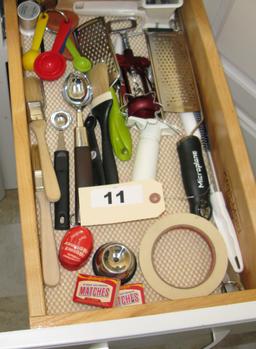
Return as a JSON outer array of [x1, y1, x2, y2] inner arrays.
[[30, 120, 61, 202], [36, 190, 60, 287]]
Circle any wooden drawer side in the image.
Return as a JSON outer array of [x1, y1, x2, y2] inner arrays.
[[182, 0, 256, 288], [4, 0, 46, 317]]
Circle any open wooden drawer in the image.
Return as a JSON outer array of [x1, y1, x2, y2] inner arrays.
[[4, 0, 256, 329]]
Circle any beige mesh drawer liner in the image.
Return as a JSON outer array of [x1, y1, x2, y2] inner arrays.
[[22, 15, 227, 315]]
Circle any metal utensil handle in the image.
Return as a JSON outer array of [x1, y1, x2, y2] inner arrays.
[[54, 150, 70, 230]]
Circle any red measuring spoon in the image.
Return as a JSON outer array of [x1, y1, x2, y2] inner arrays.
[[46, 10, 79, 60], [34, 19, 71, 80]]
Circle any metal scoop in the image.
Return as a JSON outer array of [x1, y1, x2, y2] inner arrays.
[[62, 72, 93, 225], [63, 72, 92, 109]]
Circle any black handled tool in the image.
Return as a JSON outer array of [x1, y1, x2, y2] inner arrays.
[[51, 111, 72, 230], [89, 63, 119, 184], [91, 98, 119, 184], [54, 149, 70, 230], [177, 135, 212, 220], [84, 115, 105, 186]]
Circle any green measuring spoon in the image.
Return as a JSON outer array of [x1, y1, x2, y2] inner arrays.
[[66, 37, 92, 73], [109, 87, 132, 161]]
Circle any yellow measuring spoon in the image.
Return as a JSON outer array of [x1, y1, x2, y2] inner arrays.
[[22, 12, 49, 71]]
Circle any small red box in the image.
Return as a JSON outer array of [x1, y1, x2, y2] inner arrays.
[[73, 274, 120, 308], [117, 283, 145, 307]]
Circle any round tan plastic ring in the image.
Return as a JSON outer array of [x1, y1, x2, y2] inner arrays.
[[139, 213, 228, 299]]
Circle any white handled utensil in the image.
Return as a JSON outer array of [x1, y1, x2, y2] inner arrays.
[[181, 111, 244, 273]]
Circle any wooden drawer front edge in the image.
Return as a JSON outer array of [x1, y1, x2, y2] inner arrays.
[[4, 0, 46, 317], [181, 0, 256, 288], [4, 0, 256, 328], [30, 290, 256, 328]]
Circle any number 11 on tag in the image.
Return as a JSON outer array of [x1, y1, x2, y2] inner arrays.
[[104, 190, 125, 205], [91, 185, 144, 208]]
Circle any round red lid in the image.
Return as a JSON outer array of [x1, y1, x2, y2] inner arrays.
[[59, 226, 93, 271]]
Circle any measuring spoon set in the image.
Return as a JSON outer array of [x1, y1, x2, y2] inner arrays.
[[22, 9, 92, 77]]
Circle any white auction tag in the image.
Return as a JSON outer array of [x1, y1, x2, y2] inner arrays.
[[79, 179, 165, 226], [91, 185, 143, 208]]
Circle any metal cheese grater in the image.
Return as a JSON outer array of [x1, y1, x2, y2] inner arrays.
[[145, 29, 200, 113], [73, 17, 120, 86]]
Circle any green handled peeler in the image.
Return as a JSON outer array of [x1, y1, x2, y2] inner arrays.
[[109, 87, 132, 161]]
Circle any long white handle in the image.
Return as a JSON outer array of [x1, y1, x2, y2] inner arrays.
[[180, 111, 201, 138], [132, 123, 161, 181], [36, 190, 60, 287], [180, 111, 244, 273], [211, 191, 244, 273]]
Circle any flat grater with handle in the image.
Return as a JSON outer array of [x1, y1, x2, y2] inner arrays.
[[145, 29, 200, 113], [73, 17, 120, 86]]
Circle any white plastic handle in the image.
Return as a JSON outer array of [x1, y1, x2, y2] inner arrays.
[[180, 111, 244, 273], [211, 191, 244, 273], [180, 111, 201, 138], [73, 1, 139, 17], [132, 122, 162, 181]]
